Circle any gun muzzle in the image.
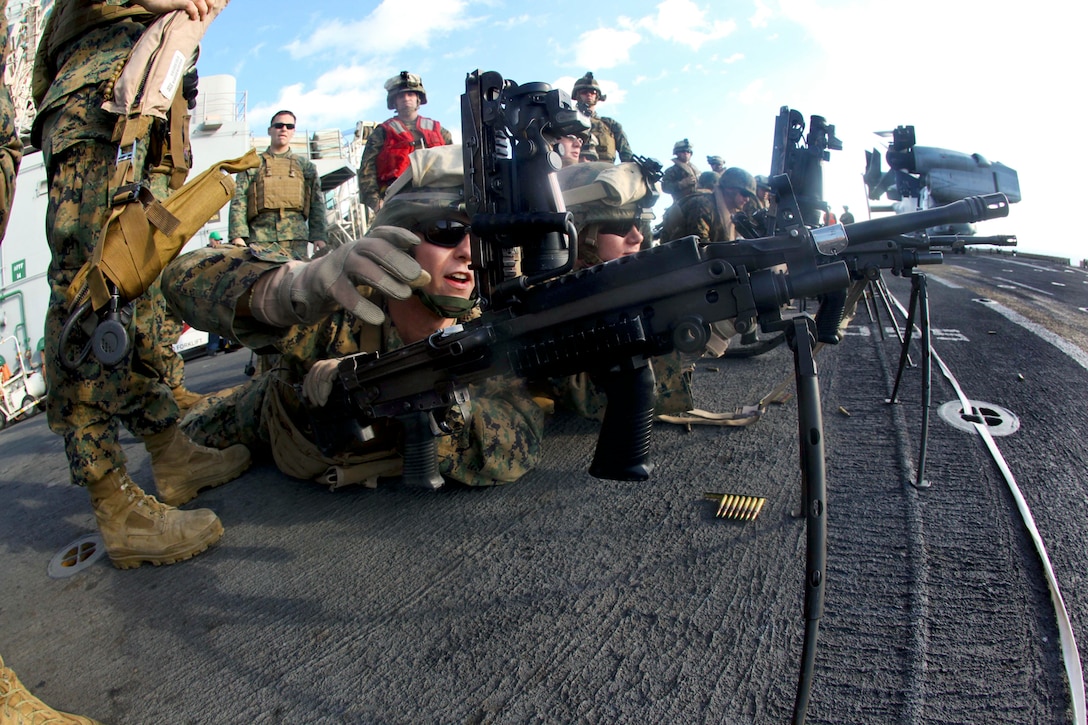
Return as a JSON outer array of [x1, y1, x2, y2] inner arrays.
[[843, 193, 1010, 246]]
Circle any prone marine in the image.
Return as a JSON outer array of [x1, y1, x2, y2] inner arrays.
[[163, 145, 544, 491]]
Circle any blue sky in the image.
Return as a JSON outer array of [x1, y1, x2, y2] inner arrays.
[[198, 0, 1075, 259]]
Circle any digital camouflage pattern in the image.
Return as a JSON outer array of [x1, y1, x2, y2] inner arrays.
[[586, 113, 633, 164], [36, 6, 183, 487], [164, 246, 545, 487], [0, 0, 23, 243], [356, 121, 453, 211], [136, 276, 185, 390], [547, 352, 695, 421], [660, 190, 717, 243], [42, 143, 180, 487], [662, 191, 738, 244], [661, 159, 700, 200], [228, 149, 326, 262]]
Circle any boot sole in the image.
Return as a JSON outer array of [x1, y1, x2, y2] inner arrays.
[[108, 518, 225, 570], [158, 454, 253, 507]]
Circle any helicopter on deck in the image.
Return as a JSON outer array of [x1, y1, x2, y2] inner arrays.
[[864, 125, 1020, 250]]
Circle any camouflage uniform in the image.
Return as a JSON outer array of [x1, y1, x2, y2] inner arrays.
[[357, 121, 453, 211], [661, 191, 722, 243], [228, 148, 326, 262], [137, 276, 186, 390], [163, 247, 545, 487], [32, 3, 185, 487], [667, 167, 762, 243], [0, 0, 23, 242], [571, 73, 632, 164], [661, 159, 700, 200], [586, 113, 633, 164]]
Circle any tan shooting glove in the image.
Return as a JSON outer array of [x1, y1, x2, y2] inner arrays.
[[250, 226, 429, 327], [302, 359, 340, 407]]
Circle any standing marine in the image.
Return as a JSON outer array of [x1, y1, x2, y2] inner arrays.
[[571, 72, 633, 164], [357, 71, 453, 213], [31, 0, 251, 570], [0, 0, 20, 243], [229, 109, 327, 261], [661, 138, 700, 201]]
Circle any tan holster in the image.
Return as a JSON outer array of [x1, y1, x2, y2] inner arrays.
[[62, 0, 237, 312], [67, 148, 260, 311]]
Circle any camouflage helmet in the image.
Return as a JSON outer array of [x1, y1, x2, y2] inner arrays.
[[755, 174, 771, 191], [558, 161, 658, 264], [572, 72, 607, 102], [371, 145, 477, 318], [698, 170, 720, 190], [673, 138, 693, 155], [371, 145, 465, 229], [385, 71, 428, 110], [706, 155, 725, 168], [718, 166, 757, 198]]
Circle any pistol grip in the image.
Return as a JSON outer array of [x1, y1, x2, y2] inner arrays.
[[398, 411, 445, 490], [588, 361, 656, 481], [814, 289, 847, 345]]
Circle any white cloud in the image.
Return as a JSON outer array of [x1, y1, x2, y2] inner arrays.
[[572, 27, 643, 69], [633, 70, 669, 86], [284, 0, 478, 59], [735, 78, 773, 106], [250, 64, 387, 131], [750, 0, 775, 28], [637, 0, 737, 50], [494, 13, 534, 30]]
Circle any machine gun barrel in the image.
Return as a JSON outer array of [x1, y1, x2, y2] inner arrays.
[[928, 234, 1018, 247], [841, 193, 1010, 246]]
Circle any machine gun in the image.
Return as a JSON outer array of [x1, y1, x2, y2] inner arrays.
[[328, 189, 1008, 471], [322, 74, 1009, 488], [319, 76, 1000, 485], [769, 106, 842, 229], [316, 75, 1009, 723]]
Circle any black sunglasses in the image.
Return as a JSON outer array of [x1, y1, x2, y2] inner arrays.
[[418, 219, 470, 247], [271, 122, 295, 130], [597, 221, 636, 237]]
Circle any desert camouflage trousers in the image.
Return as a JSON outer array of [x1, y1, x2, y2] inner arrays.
[[43, 142, 180, 487]]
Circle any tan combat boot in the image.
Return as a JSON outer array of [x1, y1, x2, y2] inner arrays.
[[171, 385, 206, 413], [87, 469, 224, 569], [144, 425, 251, 507], [0, 654, 103, 724]]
